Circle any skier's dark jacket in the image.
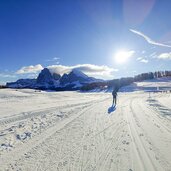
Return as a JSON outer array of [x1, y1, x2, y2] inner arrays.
[[112, 90, 117, 97]]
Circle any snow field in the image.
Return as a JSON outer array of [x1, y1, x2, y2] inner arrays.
[[0, 87, 171, 171]]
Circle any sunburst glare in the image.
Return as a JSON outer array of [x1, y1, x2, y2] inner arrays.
[[114, 50, 135, 64]]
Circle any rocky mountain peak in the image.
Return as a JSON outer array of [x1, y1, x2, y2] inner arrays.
[[37, 68, 54, 85], [52, 73, 61, 80]]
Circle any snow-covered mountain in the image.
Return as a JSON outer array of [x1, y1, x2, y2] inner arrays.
[[36, 68, 61, 89], [6, 68, 103, 90], [60, 69, 97, 86], [37, 68, 54, 85]]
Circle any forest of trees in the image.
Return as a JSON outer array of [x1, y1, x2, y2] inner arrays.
[[134, 70, 171, 81], [81, 70, 171, 91], [0, 85, 7, 89]]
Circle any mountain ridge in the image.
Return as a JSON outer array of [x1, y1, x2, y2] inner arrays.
[[6, 68, 103, 90]]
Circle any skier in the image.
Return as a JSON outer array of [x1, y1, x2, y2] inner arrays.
[[112, 88, 117, 106]]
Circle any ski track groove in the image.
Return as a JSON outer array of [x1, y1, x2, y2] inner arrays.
[[145, 99, 171, 134], [135, 97, 171, 170], [146, 99, 171, 133], [87, 123, 124, 171], [125, 99, 146, 170], [138, 96, 171, 136], [128, 95, 171, 171], [129, 98, 160, 171], [80, 105, 87, 171], [92, 106, 123, 171], [0, 100, 100, 125], [97, 125, 126, 171], [42, 98, 109, 171], [83, 98, 128, 171]]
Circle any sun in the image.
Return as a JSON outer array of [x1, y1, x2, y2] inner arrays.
[[114, 50, 134, 64]]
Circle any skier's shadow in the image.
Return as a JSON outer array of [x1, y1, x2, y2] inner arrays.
[[108, 104, 116, 114]]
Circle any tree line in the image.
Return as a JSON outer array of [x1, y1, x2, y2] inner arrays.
[[81, 70, 171, 91]]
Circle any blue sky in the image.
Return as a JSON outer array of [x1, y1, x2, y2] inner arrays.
[[1, 0, 171, 84]]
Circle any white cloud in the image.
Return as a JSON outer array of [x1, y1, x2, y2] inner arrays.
[[15, 63, 117, 79], [48, 64, 117, 79], [130, 29, 171, 48], [16, 64, 43, 74], [158, 52, 171, 59], [46, 57, 60, 64], [137, 57, 148, 63], [140, 59, 148, 63], [136, 57, 142, 61], [53, 57, 60, 60]]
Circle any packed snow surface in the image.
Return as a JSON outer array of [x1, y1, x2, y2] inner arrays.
[[0, 79, 171, 171]]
